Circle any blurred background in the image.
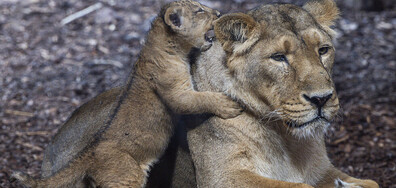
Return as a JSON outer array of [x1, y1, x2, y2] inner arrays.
[[0, 0, 395, 187]]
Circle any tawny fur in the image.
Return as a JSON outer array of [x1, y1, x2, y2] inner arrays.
[[11, 1, 242, 187], [169, 1, 378, 188], [12, 1, 379, 188]]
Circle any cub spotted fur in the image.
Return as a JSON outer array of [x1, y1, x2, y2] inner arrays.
[[12, 0, 241, 187]]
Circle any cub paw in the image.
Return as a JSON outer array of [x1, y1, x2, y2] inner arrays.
[[213, 94, 242, 119]]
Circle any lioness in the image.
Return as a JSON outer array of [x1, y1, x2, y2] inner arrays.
[[12, 1, 241, 187], [165, 0, 379, 187]]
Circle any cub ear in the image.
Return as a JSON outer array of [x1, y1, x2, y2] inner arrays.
[[214, 13, 261, 55], [303, 0, 340, 28], [164, 6, 183, 31]]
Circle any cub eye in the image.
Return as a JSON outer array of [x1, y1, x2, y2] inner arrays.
[[318, 46, 330, 56], [270, 53, 287, 62], [195, 8, 204, 13]]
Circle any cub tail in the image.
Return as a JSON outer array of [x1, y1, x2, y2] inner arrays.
[[11, 171, 37, 187], [10, 154, 90, 188]]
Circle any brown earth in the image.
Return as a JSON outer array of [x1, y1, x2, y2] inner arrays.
[[0, 0, 395, 187]]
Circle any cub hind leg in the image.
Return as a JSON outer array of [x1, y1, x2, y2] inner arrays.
[[90, 150, 146, 188]]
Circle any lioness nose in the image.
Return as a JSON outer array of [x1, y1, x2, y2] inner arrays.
[[303, 93, 332, 108]]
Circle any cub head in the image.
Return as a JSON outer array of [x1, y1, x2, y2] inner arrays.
[[215, 0, 340, 138], [161, 0, 220, 51]]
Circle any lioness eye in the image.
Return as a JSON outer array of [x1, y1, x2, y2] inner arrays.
[[270, 53, 287, 62], [318, 46, 330, 55]]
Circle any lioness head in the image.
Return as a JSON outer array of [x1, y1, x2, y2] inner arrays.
[[214, 0, 340, 138], [161, 0, 220, 51]]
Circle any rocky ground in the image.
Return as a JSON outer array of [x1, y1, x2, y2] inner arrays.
[[0, 0, 395, 187]]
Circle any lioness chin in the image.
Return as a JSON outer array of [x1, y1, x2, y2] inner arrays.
[[164, 0, 379, 188], [11, 0, 242, 187]]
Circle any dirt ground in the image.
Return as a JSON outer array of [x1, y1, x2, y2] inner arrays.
[[1, 0, 395, 187]]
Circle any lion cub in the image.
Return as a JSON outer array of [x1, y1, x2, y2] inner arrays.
[[12, 0, 241, 187]]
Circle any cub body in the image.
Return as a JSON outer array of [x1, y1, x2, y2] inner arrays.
[[12, 1, 241, 187]]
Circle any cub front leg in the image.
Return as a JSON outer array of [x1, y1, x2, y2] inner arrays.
[[156, 63, 242, 118], [172, 90, 242, 119]]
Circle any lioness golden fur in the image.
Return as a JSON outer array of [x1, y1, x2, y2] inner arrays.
[[164, 0, 379, 188], [11, 1, 242, 187], [12, 0, 380, 188]]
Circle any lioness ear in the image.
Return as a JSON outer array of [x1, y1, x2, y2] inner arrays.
[[303, 0, 340, 35], [214, 13, 261, 55], [164, 6, 183, 31]]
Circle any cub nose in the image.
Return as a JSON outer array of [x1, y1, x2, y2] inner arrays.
[[303, 93, 332, 108]]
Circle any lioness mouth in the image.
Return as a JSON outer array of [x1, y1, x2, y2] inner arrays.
[[286, 117, 328, 128]]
